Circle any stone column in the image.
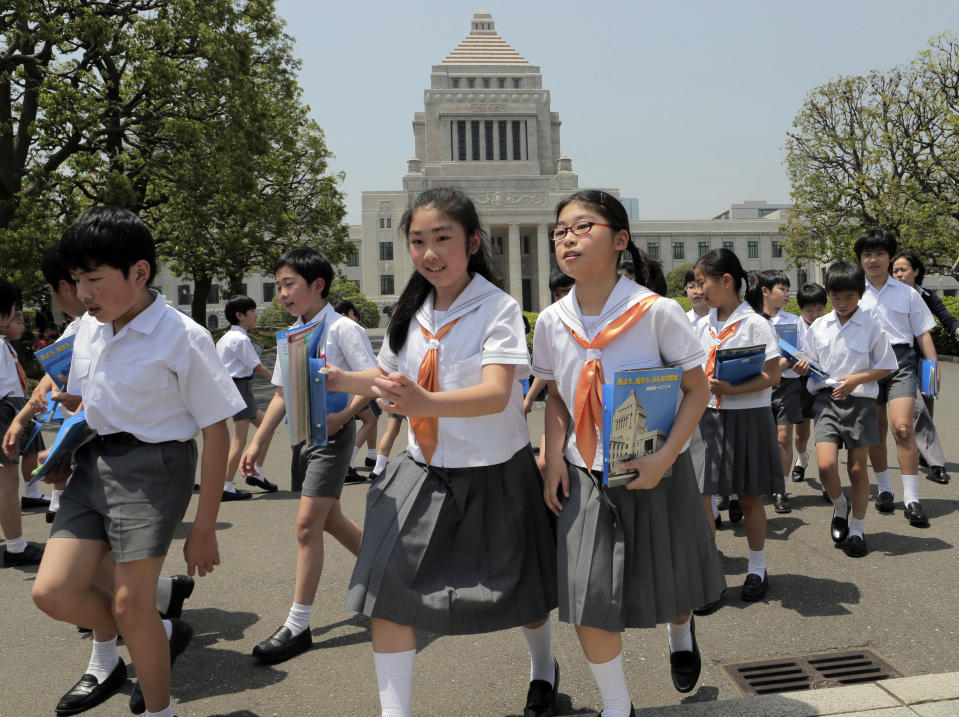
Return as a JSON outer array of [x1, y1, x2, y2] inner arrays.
[[508, 224, 522, 305], [537, 224, 551, 311]]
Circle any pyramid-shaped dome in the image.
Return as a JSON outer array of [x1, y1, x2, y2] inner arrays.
[[440, 11, 530, 66]]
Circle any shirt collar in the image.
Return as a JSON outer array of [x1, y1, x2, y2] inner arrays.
[[414, 274, 501, 334], [229, 325, 248, 336], [557, 275, 650, 338], [115, 291, 166, 336], [709, 301, 754, 331], [823, 306, 866, 329]]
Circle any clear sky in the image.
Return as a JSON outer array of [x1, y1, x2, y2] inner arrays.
[[275, 0, 958, 224]]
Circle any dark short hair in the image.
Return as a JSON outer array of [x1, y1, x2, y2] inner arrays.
[[224, 295, 257, 325], [334, 300, 357, 316], [824, 262, 865, 296], [683, 268, 697, 286], [273, 247, 333, 298], [59, 205, 157, 282], [853, 228, 897, 260], [756, 269, 790, 291], [41, 244, 75, 289], [892, 252, 925, 285], [796, 282, 827, 308], [0, 278, 20, 317], [695, 248, 748, 294], [548, 265, 574, 295]]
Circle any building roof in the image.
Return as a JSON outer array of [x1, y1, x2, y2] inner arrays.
[[440, 11, 530, 66]]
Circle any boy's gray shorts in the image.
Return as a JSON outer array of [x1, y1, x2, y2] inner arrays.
[[50, 434, 197, 563], [876, 344, 918, 406], [291, 419, 355, 498]]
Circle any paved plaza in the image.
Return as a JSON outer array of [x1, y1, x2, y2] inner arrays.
[[3, 360, 959, 716]]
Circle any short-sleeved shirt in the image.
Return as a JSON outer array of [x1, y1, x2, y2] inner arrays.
[[770, 309, 806, 380], [216, 325, 261, 379], [0, 337, 23, 398], [68, 292, 246, 443], [699, 302, 780, 411], [859, 276, 935, 346], [379, 274, 531, 468], [532, 276, 706, 472], [803, 307, 898, 399], [686, 307, 709, 334]]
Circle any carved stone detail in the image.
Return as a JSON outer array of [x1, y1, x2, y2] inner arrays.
[[473, 191, 547, 207], [470, 103, 506, 112]]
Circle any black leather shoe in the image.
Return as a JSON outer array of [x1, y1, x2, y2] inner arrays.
[[245, 474, 278, 492], [370, 471, 382, 483], [46, 509, 57, 524], [844, 534, 867, 558], [791, 464, 806, 482], [56, 659, 127, 715], [741, 571, 768, 602], [830, 504, 850, 543], [929, 466, 951, 485], [221, 488, 252, 501], [524, 659, 559, 717], [728, 499, 743, 523], [3, 542, 43, 566], [773, 493, 792, 514], [716, 496, 730, 511], [161, 575, 195, 620], [670, 617, 701, 693], [714, 514, 723, 530], [875, 491, 895, 513], [129, 619, 193, 714], [344, 467, 365, 484], [904, 501, 929, 526], [252, 625, 312, 664], [21, 495, 51, 509], [364, 457, 377, 468], [692, 589, 724, 616]]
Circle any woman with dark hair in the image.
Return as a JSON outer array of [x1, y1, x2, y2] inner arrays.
[[891, 252, 953, 484]]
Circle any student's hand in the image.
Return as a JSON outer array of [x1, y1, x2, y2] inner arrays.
[[324, 364, 344, 391], [372, 373, 431, 417], [35, 449, 72, 484], [622, 450, 671, 491], [2, 418, 25, 460], [326, 409, 349, 436], [542, 458, 569, 516], [793, 360, 810, 377], [25, 392, 47, 416], [239, 440, 264, 477], [184, 526, 220, 577], [831, 376, 857, 399], [50, 389, 81, 412], [523, 393, 534, 416], [707, 378, 733, 396]]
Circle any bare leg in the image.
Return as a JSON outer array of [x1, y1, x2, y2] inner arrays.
[[795, 418, 811, 455], [887, 396, 919, 475], [225, 419, 251, 482], [869, 404, 889, 474], [292, 496, 361, 605], [701, 493, 716, 537], [848, 446, 870, 520], [575, 624, 622, 664], [33, 538, 114, 632], [377, 415, 403, 458], [817, 442, 841, 500], [777, 425, 793, 477], [0, 462, 24, 540], [739, 494, 766, 552]]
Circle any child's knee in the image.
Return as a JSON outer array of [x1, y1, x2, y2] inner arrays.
[[891, 422, 914, 442], [32, 579, 69, 618]]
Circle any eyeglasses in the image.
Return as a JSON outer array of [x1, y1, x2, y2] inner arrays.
[[549, 221, 613, 242]]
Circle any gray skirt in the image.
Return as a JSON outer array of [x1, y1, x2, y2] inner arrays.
[[346, 446, 557, 635], [699, 407, 784, 496], [558, 451, 725, 632]]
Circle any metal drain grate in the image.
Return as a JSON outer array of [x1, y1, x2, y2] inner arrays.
[[720, 648, 904, 696]]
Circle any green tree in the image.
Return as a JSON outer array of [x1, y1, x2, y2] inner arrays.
[[665, 263, 694, 297], [328, 278, 378, 328]]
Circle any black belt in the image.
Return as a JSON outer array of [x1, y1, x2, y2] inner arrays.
[[95, 432, 143, 447]]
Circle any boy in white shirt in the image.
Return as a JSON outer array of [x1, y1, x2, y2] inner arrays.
[[31, 206, 245, 717], [791, 283, 827, 485], [684, 268, 710, 331], [216, 295, 276, 499], [797, 262, 896, 557]]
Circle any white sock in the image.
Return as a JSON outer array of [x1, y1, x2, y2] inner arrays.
[[50, 489, 63, 512], [795, 451, 809, 469], [711, 499, 719, 519], [23, 481, 45, 499], [367, 449, 377, 460], [374, 649, 415, 717], [587, 652, 632, 717], [875, 469, 893, 495], [86, 637, 120, 683], [667, 619, 693, 653], [521, 621, 555, 685], [4, 535, 26, 553], [747, 549, 766, 577], [902, 474, 919, 505], [224, 481, 237, 493], [283, 602, 312, 637], [350, 445, 361, 469], [831, 493, 848, 518], [255, 465, 266, 478], [730, 494, 738, 501], [145, 706, 173, 717], [849, 516, 865, 538], [156, 576, 172, 614], [161, 619, 173, 641], [374, 454, 389, 474]]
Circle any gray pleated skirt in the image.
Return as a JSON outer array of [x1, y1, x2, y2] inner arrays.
[[699, 407, 784, 496], [558, 451, 725, 632], [346, 445, 558, 635]]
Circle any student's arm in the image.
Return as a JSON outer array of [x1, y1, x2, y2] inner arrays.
[[2, 374, 56, 459], [542, 381, 571, 516], [325, 365, 385, 397], [524, 376, 548, 415], [923, 291, 959, 337], [326, 393, 370, 435], [830, 369, 893, 399], [239, 388, 286, 477], [253, 364, 272, 381], [708, 357, 781, 396], [374, 364, 512, 418], [184, 419, 229, 577]]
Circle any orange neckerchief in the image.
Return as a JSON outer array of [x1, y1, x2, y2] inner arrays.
[[5, 342, 27, 394], [563, 295, 659, 469], [704, 320, 742, 407], [409, 317, 462, 465]]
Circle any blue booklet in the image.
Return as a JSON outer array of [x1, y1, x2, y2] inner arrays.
[[28, 410, 96, 487], [778, 338, 830, 381], [601, 367, 682, 487], [774, 324, 798, 347], [714, 344, 765, 385], [921, 358, 939, 399], [34, 334, 74, 390]]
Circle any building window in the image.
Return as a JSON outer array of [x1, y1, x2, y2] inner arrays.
[[747, 241, 759, 258], [207, 286, 220, 304], [498, 78, 505, 88], [797, 269, 808, 286], [511, 120, 522, 160], [451, 78, 459, 89], [723, 241, 734, 251], [177, 284, 191, 305], [457, 120, 466, 161], [522, 236, 530, 254], [208, 315, 219, 329], [471, 121, 480, 160], [380, 275, 394, 295], [493, 236, 503, 254], [262, 282, 275, 302], [513, 78, 521, 88], [379, 241, 394, 261], [945, 289, 957, 297], [771, 240, 782, 258], [467, 78, 475, 88], [498, 121, 507, 160], [646, 242, 659, 260], [484, 120, 493, 160], [346, 250, 359, 267], [482, 78, 490, 88], [672, 242, 685, 260], [386, 217, 391, 228], [379, 218, 385, 228], [698, 241, 709, 257]]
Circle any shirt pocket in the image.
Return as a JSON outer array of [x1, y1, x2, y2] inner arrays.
[[888, 306, 914, 339], [114, 364, 173, 394], [445, 351, 483, 390]]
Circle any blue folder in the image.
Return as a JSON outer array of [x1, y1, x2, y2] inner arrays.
[[29, 410, 96, 487], [714, 346, 765, 385], [921, 358, 939, 399]]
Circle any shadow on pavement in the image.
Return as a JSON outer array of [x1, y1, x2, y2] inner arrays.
[[766, 515, 806, 540], [867, 530, 953, 556], [768, 573, 859, 616], [312, 612, 372, 651], [681, 684, 720, 703], [504, 692, 598, 716], [173, 520, 232, 539]]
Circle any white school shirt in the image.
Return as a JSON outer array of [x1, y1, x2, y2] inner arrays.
[[770, 309, 806, 380], [216, 325, 261, 379], [532, 276, 706, 473], [859, 276, 935, 346], [68, 292, 246, 443], [685, 307, 709, 333], [803, 308, 897, 399], [270, 303, 377, 389], [699, 302, 780, 411], [0, 337, 23, 398], [378, 274, 531, 468]]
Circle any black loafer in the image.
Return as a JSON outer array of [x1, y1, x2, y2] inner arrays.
[[830, 504, 851, 543], [714, 514, 723, 530], [364, 457, 377, 468], [56, 659, 127, 715], [221, 489, 252, 501], [728, 499, 743, 523], [524, 659, 559, 717], [370, 471, 382, 483], [129, 619, 193, 715], [21, 495, 51, 509], [692, 590, 724, 616], [791, 465, 806, 482], [716, 496, 730, 511], [245, 475, 278, 492], [875, 491, 895, 513], [46, 509, 57, 524], [844, 535, 867, 558], [3, 542, 44, 566], [929, 467, 950, 485], [670, 617, 701, 693], [252, 625, 312, 664], [773, 493, 792, 514], [741, 571, 768, 602], [344, 467, 366, 484], [904, 501, 929, 526], [161, 575, 195, 620]]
